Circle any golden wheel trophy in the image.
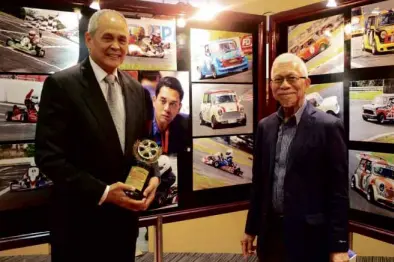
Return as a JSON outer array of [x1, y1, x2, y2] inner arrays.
[[125, 139, 162, 200]]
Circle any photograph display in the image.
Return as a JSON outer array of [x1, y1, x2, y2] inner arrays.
[[306, 82, 343, 122], [349, 150, 394, 218], [0, 74, 46, 141], [350, 79, 394, 143], [193, 135, 253, 191], [0, 7, 79, 73], [288, 14, 344, 76], [0, 143, 52, 212], [192, 84, 253, 137], [138, 71, 190, 210], [190, 28, 253, 83], [351, 1, 394, 69], [122, 17, 177, 71]]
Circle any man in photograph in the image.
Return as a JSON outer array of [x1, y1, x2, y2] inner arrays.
[[152, 76, 188, 155], [242, 53, 349, 262], [35, 9, 160, 262]]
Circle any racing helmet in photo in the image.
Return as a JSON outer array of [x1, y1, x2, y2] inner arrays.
[[28, 30, 36, 39], [225, 149, 233, 157]]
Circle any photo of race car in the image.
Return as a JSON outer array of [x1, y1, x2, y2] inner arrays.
[[193, 136, 252, 191], [6, 32, 45, 58], [305, 82, 343, 121], [191, 29, 253, 83], [127, 26, 168, 58], [350, 79, 394, 144], [288, 14, 344, 75], [202, 150, 244, 177], [349, 150, 394, 218], [193, 84, 253, 137], [351, 1, 394, 69]]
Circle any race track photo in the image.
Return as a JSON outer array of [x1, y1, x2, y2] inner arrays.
[[193, 136, 253, 191]]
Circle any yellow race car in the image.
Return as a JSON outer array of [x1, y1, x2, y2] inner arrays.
[[362, 9, 394, 54]]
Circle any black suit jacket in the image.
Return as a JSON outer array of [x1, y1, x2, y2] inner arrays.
[[245, 102, 349, 261], [35, 58, 157, 261], [167, 113, 189, 155]]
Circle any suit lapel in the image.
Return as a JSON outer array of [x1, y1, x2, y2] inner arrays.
[[286, 102, 316, 173], [79, 58, 123, 157], [118, 71, 137, 157]]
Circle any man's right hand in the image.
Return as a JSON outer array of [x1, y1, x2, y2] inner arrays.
[[241, 233, 256, 259], [105, 182, 146, 211]]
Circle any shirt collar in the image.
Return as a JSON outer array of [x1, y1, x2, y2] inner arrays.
[[276, 98, 307, 125], [89, 56, 119, 84]]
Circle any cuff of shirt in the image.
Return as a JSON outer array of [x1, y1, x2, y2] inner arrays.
[[98, 185, 110, 205]]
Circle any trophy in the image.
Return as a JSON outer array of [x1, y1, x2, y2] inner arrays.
[[125, 139, 162, 200]]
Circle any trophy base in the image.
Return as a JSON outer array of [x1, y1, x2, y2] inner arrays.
[[124, 189, 144, 200]]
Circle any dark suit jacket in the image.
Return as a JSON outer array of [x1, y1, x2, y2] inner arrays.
[[167, 113, 189, 155], [245, 102, 349, 261], [35, 58, 157, 262]]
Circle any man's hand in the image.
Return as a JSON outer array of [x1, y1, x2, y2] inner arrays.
[[241, 233, 256, 259], [330, 252, 349, 262], [142, 177, 160, 210], [105, 182, 146, 211]]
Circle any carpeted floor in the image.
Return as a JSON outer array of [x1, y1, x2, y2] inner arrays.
[[0, 254, 393, 261]]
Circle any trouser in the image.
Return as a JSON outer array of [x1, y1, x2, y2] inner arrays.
[[257, 214, 285, 262]]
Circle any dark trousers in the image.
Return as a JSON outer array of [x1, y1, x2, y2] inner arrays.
[[257, 215, 285, 262]]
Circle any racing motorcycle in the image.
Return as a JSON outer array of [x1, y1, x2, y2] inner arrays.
[[6, 37, 45, 57], [202, 154, 244, 177]]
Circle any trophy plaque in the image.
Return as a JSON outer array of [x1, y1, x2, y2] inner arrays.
[[125, 139, 161, 200]]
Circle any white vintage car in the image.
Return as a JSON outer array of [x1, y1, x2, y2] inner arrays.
[[199, 89, 246, 129], [306, 92, 340, 116]]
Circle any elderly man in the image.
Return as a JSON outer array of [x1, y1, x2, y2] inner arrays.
[[242, 53, 349, 262], [35, 10, 159, 262]]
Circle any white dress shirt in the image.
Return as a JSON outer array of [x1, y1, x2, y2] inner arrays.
[[89, 57, 126, 205]]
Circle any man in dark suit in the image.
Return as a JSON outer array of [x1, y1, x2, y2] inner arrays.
[[35, 10, 160, 262], [242, 53, 349, 262], [151, 76, 188, 155]]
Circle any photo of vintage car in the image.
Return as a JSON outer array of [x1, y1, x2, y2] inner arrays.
[[362, 9, 394, 55], [351, 153, 394, 209], [362, 94, 394, 124], [306, 91, 340, 116], [351, 6, 365, 37], [196, 38, 249, 80], [296, 35, 331, 62], [199, 89, 246, 129]]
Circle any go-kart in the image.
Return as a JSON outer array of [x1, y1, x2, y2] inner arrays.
[[202, 155, 244, 177], [10, 167, 53, 192], [128, 37, 165, 58], [5, 105, 38, 123], [6, 37, 45, 57]]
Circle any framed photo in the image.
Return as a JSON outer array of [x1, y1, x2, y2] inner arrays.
[[288, 14, 344, 76], [190, 28, 253, 83], [0, 7, 79, 73], [350, 79, 394, 143], [306, 82, 343, 122], [349, 150, 394, 219], [121, 17, 177, 71], [0, 74, 46, 142], [193, 135, 253, 191], [192, 83, 253, 137], [0, 143, 52, 212], [351, 1, 394, 69]]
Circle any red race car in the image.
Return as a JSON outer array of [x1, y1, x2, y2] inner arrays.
[[5, 105, 37, 123]]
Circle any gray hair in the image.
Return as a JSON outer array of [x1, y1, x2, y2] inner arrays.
[[88, 9, 128, 36], [271, 53, 309, 78]]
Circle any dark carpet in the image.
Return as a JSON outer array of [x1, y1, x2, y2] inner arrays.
[[0, 254, 392, 261]]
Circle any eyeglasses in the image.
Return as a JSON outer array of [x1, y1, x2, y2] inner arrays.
[[271, 76, 307, 85]]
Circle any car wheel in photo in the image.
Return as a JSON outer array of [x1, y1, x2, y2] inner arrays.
[[211, 115, 218, 129], [372, 41, 377, 55], [350, 176, 356, 189], [378, 114, 385, 124], [327, 110, 336, 116], [319, 44, 328, 52], [199, 112, 205, 125], [214, 161, 219, 168], [367, 186, 375, 203], [240, 117, 247, 126], [362, 115, 368, 121], [211, 65, 217, 79]]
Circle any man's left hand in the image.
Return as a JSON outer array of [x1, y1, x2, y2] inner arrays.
[[330, 252, 349, 262], [142, 177, 160, 210]]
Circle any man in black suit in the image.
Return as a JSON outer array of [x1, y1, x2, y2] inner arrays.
[[242, 53, 349, 262], [151, 76, 188, 155], [35, 9, 160, 262]]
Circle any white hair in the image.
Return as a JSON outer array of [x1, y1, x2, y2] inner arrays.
[[271, 53, 308, 78], [88, 9, 128, 36]]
